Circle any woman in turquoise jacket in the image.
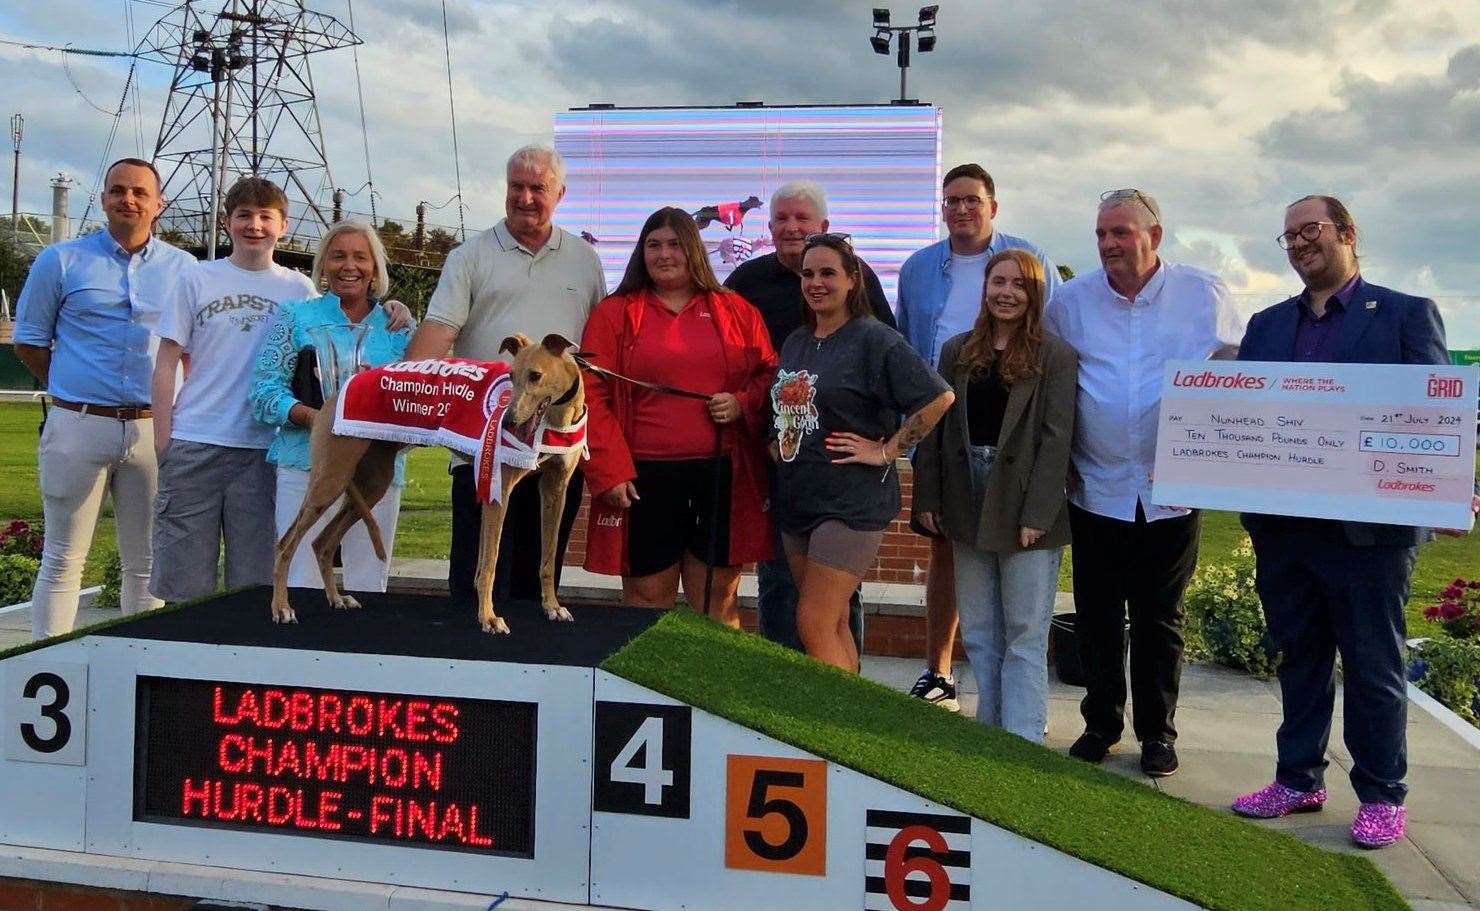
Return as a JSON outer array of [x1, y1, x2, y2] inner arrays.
[[250, 220, 411, 592]]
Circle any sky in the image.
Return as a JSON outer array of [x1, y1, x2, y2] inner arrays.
[[3, 0, 1479, 345]]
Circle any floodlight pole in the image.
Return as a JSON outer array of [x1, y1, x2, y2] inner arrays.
[[897, 35, 910, 101], [870, 7, 937, 103], [9, 114, 21, 244], [207, 76, 223, 260]]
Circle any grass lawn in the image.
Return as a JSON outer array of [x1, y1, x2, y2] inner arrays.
[[1, 402, 1474, 634]]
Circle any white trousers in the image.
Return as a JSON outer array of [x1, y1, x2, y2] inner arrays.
[[31, 407, 162, 639], [273, 466, 401, 592]]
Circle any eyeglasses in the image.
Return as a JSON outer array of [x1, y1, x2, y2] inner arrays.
[[1100, 188, 1160, 225], [1276, 221, 1340, 249], [942, 195, 987, 211], [803, 231, 853, 247]]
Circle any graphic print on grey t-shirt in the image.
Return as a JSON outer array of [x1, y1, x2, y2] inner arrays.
[[771, 368, 819, 462]]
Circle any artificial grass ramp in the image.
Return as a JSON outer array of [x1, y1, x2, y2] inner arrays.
[[602, 611, 1407, 911]]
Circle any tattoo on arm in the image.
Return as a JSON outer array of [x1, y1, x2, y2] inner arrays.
[[886, 390, 953, 459], [890, 411, 932, 457]]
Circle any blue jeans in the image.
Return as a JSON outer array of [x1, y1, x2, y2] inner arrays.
[[952, 444, 1062, 741]]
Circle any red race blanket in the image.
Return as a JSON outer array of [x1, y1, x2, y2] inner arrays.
[[334, 358, 586, 503]]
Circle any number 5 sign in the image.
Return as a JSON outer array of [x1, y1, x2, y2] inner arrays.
[[4, 661, 88, 765], [724, 755, 826, 876]]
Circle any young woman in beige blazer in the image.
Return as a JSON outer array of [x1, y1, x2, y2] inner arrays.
[[912, 249, 1078, 741]]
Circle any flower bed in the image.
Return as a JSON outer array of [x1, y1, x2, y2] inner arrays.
[[1411, 579, 1480, 725], [0, 518, 41, 606]]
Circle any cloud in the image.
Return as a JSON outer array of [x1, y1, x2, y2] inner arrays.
[[4, 0, 1480, 343], [1258, 44, 1480, 161]]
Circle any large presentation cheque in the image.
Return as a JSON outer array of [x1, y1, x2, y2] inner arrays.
[[1151, 361, 1478, 529]]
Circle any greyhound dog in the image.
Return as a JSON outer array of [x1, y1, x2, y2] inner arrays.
[[269, 333, 587, 635]]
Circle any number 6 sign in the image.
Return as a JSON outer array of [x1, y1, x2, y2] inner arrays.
[[724, 755, 826, 875], [4, 661, 88, 765]]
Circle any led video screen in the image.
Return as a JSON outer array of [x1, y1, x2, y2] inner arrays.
[[134, 676, 537, 856], [554, 104, 943, 306]]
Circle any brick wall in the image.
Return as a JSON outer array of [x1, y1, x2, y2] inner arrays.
[[567, 459, 933, 584], [0, 878, 195, 911]]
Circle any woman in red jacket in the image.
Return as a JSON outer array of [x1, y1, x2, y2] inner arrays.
[[581, 207, 778, 625]]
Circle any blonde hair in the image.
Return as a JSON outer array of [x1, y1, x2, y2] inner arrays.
[[312, 220, 391, 298]]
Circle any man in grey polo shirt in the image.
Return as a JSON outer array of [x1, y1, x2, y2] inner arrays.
[[404, 145, 607, 604]]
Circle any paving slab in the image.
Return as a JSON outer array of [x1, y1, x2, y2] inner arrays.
[[1292, 820, 1471, 905], [1172, 663, 1283, 715], [1405, 824, 1480, 904]]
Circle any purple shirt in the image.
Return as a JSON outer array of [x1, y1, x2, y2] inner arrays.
[[1293, 273, 1360, 362]]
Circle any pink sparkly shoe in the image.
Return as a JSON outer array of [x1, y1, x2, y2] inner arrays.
[[1351, 803, 1406, 848], [1231, 782, 1327, 819]]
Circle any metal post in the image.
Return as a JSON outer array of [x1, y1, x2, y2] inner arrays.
[[897, 37, 909, 101], [8, 114, 20, 244], [207, 76, 222, 260]]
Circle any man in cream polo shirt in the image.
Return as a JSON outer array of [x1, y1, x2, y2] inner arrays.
[[404, 144, 607, 605]]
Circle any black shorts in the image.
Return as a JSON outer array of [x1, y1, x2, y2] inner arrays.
[[627, 457, 733, 577]]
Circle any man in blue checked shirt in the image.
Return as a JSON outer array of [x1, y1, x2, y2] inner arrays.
[[12, 158, 195, 638]]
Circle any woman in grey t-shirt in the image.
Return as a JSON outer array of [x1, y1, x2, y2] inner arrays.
[[771, 234, 954, 671]]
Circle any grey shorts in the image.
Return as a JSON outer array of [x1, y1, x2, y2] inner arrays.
[[781, 520, 885, 578], [150, 440, 276, 602]]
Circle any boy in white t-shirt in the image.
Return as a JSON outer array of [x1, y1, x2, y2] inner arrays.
[[148, 177, 315, 601]]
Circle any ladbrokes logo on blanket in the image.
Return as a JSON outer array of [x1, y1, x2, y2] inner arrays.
[[381, 359, 491, 382]]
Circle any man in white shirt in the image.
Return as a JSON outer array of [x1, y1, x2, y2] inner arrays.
[[404, 145, 607, 605], [1044, 189, 1243, 776], [897, 163, 1060, 711]]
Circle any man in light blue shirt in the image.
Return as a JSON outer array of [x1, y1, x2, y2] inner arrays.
[[896, 162, 1061, 711], [12, 157, 195, 637]]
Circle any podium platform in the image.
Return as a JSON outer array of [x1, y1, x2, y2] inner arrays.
[[0, 589, 1406, 910]]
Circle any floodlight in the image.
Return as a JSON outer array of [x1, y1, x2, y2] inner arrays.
[[918, 4, 938, 26], [917, 29, 936, 52], [873, 8, 891, 26], [871, 32, 891, 54]]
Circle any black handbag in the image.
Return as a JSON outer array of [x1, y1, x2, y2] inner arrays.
[[291, 347, 324, 410]]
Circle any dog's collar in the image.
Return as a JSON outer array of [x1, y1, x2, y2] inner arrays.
[[551, 375, 580, 407]]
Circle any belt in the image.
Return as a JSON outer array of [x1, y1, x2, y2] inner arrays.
[[52, 399, 153, 420]]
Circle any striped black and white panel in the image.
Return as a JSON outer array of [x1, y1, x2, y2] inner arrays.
[[864, 808, 971, 911]]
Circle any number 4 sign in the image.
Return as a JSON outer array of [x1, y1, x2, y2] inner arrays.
[[593, 701, 691, 818], [4, 661, 88, 765], [724, 755, 827, 876]]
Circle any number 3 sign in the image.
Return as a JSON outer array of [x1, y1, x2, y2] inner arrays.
[[4, 662, 88, 765], [724, 755, 827, 876]]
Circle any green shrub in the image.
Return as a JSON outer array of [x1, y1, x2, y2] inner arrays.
[[0, 553, 40, 606], [94, 550, 122, 610], [1183, 538, 1279, 678], [1416, 636, 1480, 724]]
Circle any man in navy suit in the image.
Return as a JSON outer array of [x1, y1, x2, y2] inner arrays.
[[1230, 195, 1479, 848]]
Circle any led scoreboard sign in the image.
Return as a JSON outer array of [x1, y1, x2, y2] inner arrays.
[[134, 677, 536, 856]]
